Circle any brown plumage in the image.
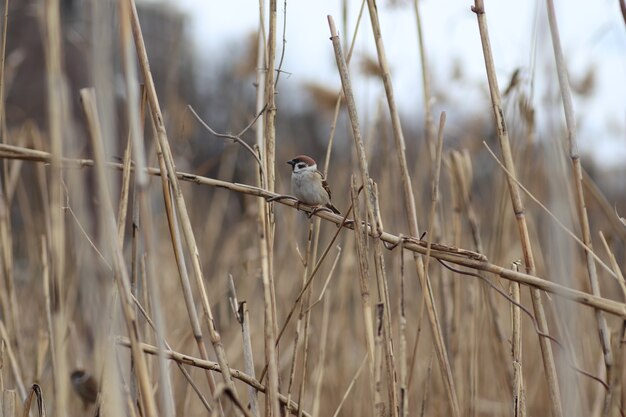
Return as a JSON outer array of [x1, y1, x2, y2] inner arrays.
[[71, 369, 99, 405], [287, 155, 340, 215]]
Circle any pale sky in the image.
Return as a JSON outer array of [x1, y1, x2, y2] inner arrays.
[[153, 0, 626, 167]]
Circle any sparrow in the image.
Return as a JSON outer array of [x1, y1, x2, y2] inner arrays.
[[70, 369, 99, 407], [287, 155, 340, 215]]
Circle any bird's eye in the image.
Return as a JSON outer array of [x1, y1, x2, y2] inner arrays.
[[297, 163, 306, 169]]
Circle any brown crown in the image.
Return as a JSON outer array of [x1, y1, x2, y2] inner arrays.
[[289, 155, 316, 166]]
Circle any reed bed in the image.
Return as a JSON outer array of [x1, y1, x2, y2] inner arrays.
[[0, 1, 625, 417]]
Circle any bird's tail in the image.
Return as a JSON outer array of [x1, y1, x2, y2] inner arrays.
[[326, 203, 341, 215]]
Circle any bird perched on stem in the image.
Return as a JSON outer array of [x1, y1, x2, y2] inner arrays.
[[287, 155, 340, 215]]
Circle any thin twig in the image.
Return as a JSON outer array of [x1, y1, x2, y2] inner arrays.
[[188, 104, 266, 177]]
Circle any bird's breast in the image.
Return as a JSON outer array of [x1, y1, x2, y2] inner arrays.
[[291, 172, 329, 205]]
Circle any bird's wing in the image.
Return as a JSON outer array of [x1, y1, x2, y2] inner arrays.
[[317, 170, 332, 199]]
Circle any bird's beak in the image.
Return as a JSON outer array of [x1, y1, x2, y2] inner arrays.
[[287, 160, 295, 166]]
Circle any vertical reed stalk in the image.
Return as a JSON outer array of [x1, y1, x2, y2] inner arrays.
[[329, 13, 378, 384], [374, 304, 385, 417], [545, 1, 613, 411], [363, 2, 460, 414], [399, 244, 408, 417], [80, 87, 158, 417], [260, 0, 280, 415], [127, 0, 239, 402], [471, 1, 562, 416], [43, 0, 69, 414], [311, 292, 331, 417], [372, 200, 399, 417], [413, 0, 435, 156], [350, 176, 376, 391], [510, 263, 526, 417]]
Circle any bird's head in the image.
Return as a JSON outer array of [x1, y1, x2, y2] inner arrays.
[[287, 155, 317, 173]]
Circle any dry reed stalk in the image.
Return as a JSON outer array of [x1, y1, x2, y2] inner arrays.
[[0, 0, 8, 131], [329, 12, 380, 398], [227, 277, 259, 417], [608, 332, 624, 416], [123, 279, 213, 413], [2, 146, 626, 318], [116, 338, 313, 417], [80, 88, 159, 417], [2, 130, 25, 203], [259, 0, 281, 414], [599, 233, 626, 415], [0, 322, 24, 401], [448, 150, 512, 390], [152, 102, 222, 411], [253, 13, 276, 411], [0, 0, 14, 355], [296, 272, 314, 417], [42, 0, 71, 414], [424, 113, 446, 283], [322, 0, 366, 177], [413, 0, 436, 158], [581, 171, 626, 242], [422, 112, 451, 409], [362, 2, 460, 414], [40, 238, 52, 386], [328, 17, 377, 227], [127, 0, 240, 405], [371, 199, 399, 417], [3, 389, 16, 417], [598, 233, 626, 301], [445, 146, 461, 364], [483, 144, 617, 279], [242, 302, 260, 417], [471, 1, 563, 415], [448, 149, 512, 405], [255, 0, 267, 157], [116, 131, 133, 245], [419, 352, 434, 417], [328, 355, 367, 417], [545, 0, 613, 407], [510, 263, 527, 417], [446, 155, 466, 407], [444, 150, 461, 392], [297, 218, 326, 417], [117, 2, 147, 412], [304, 248, 342, 314], [399, 241, 408, 417], [350, 176, 377, 391], [110, 89, 176, 417], [0, 162, 16, 346], [311, 292, 331, 417], [373, 246, 399, 415], [119, 1, 146, 187], [374, 303, 385, 417], [284, 222, 313, 414]]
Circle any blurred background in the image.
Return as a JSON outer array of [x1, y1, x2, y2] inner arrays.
[[2, 0, 626, 416]]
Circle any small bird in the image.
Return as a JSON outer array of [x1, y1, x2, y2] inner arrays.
[[287, 155, 340, 215], [70, 369, 99, 407]]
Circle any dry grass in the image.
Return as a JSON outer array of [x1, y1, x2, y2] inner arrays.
[[0, 1, 625, 417]]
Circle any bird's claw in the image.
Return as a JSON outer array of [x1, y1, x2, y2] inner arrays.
[[308, 206, 334, 218], [267, 194, 299, 203]]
